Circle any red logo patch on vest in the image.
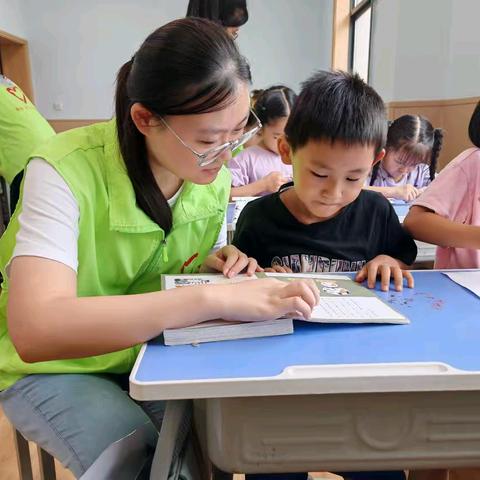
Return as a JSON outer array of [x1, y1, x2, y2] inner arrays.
[[6, 86, 28, 104], [181, 253, 199, 273]]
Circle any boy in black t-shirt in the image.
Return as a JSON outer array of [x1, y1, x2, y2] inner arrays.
[[233, 70, 416, 293]]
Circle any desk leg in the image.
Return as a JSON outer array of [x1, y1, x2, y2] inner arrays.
[[149, 399, 190, 480]]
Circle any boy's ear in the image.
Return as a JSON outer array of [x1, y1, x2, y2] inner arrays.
[[373, 148, 386, 165], [278, 136, 293, 165]]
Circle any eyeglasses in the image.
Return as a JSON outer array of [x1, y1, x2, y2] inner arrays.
[[159, 110, 262, 167]]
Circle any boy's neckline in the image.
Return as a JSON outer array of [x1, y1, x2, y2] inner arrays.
[[278, 187, 348, 226]]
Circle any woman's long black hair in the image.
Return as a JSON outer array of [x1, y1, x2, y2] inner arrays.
[[115, 18, 251, 232]]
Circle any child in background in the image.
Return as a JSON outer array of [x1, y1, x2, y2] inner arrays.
[[367, 115, 443, 202], [186, 0, 249, 40], [404, 100, 480, 269], [229, 86, 296, 197], [233, 70, 415, 480]]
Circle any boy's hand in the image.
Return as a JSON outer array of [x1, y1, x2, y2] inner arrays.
[[264, 265, 293, 274], [355, 255, 414, 291], [200, 245, 261, 278]]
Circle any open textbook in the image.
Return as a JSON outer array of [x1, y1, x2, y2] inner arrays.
[[161, 274, 293, 345], [161, 273, 408, 346], [263, 273, 408, 324]]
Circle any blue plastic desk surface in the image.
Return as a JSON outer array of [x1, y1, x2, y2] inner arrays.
[[134, 271, 480, 382], [392, 203, 410, 218]]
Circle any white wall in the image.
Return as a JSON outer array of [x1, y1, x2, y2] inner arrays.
[[445, 0, 480, 99], [0, 0, 29, 39], [2, 0, 332, 119], [370, 0, 480, 102], [238, 0, 333, 92], [23, 0, 186, 119]]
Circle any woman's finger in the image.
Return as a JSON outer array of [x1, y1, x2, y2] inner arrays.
[[279, 296, 312, 320], [280, 280, 318, 309], [226, 253, 249, 277], [245, 257, 258, 276]]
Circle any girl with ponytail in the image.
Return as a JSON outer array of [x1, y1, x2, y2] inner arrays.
[[405, 100, 480, 270], [367, 115, 443, 202], [0, 18, 318, 479], [229, 85, 297, 197]]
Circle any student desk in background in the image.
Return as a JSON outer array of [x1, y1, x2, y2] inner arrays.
[[391, 200, 436, 264], [227, 197, 257, 244], [130, 270, 480, 479]]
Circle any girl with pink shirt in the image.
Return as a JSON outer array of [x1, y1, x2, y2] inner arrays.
[[367, 115, 443, 202], [405, 101, 480, 271], [229, 86, 296, 197]]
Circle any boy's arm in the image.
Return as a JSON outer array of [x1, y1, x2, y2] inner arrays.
[[404, 206, 480, 249]]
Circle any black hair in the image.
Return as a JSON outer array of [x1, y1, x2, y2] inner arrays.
[[115, 18, 251, 233], [253, 86, 297, 126], [186, 0, 248, 28], [285, 70, 387, 155], [468, 100, 480, 148], [369, 115, 443, 185]]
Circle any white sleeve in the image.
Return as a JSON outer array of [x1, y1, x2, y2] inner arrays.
[[210, 213, 227, 253], [10, 158, 79, 273]]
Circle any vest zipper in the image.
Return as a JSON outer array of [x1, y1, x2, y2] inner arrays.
[[161, 238, 169, 263]]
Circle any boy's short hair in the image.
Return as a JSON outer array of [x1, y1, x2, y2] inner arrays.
[[285, 70, 387, 154]]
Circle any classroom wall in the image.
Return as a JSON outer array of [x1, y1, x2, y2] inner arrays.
[[237, 0, 333, 92], [5, 0, 332, 121], [23, 0, 185, 120], [0, 0, 29, 39], [370, 0, 480, 103], [370, 0, 480, 167]]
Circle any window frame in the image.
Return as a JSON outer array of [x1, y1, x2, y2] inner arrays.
[[349, 0, 374, 82]]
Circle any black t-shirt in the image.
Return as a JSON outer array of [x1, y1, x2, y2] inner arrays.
[[232, 188, 417, 273]]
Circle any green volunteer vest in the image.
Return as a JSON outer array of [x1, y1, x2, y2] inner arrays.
[[0, 76, 55, 184], [0, 119, 230, 390]]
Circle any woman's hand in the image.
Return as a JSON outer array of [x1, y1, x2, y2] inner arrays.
[[215, 278, 320, 321], [355, 255, 414, 291], [200, 245, 260, 278]]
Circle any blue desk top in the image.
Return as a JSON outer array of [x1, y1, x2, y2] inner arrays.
[[133, 271, 480, 385], [392, 202, 410, 219]]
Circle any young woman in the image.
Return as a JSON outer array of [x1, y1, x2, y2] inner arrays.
[[0, 18, 318, 478]]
